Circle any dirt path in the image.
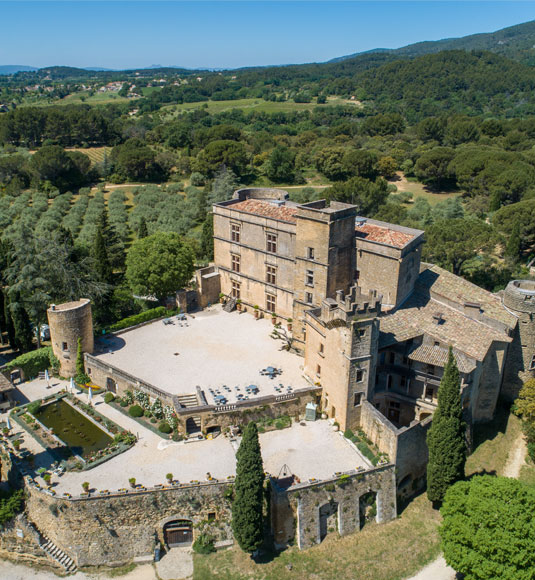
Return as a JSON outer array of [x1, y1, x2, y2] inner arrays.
[[407, 556, 455, 580], [503, 432, 528, 478], [0, 561, 157, 580]]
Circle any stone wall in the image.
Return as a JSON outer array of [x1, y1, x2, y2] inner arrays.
[[272, 464, 396, 549], [25, 482, 233, 567], [195, 266, 221, 309]]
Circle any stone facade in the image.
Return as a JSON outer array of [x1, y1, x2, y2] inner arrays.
[[25, 482, 233, 567], [271, 464, 396, 550], [47, 299, 94, 377]]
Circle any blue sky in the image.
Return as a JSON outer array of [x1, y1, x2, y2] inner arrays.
[[3, 1, 535, 69]]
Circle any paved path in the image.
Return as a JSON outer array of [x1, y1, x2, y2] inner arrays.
[[0, 560, 157, 580], [156, 547, 193, 580], [407, 556, 456, 580]]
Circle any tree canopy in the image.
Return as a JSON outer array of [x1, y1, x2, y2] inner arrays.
[[125, 232, 194, 300], [440, 475, 535, 580]]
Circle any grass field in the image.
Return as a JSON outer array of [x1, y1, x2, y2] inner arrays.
[[67, 146, 112, 165], [19, 91, 136, 107], [161, 96, 360, 116], [193, 494, 441, 580], [389, 173, 461, 206], [465, 401, 522, 477]]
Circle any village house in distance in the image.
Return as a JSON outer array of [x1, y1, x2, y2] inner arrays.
[[4, 187, 533, 570]]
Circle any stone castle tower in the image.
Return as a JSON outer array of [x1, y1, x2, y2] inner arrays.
[[502, 280, 535, 397], [47, 299, 94, 377], [304, 285, 381, 430]]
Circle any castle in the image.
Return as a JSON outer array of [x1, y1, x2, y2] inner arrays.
[[10, 186, 530, 568]]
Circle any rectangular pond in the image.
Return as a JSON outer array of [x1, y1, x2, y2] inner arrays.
[[35, 399, 113, 458]]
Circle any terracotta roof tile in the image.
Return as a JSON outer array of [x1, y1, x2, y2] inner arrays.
[[355, 223, 414, 248], [408, 344, 476, 374], [229, 199, 297, 223]]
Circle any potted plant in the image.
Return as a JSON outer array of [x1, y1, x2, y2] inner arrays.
[[236, 299, 242, 311], [219, 293, 225, 304], [81, 481, 90, 492], [43, 473, 51, 485], [166, 473, 173, 484], [333, 421, 340, 432], [129, 477, 137, 488], [287, 318, 293, 331], [271, 312, 277, 325], [253, 305, 260, 319]]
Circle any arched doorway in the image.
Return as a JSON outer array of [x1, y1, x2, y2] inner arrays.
[[106, 377, 117, 394], [318, 501, 339, 541], [186, 417, 201, 435], [359, 491, 377, 529], [163, 519, 193, 547]]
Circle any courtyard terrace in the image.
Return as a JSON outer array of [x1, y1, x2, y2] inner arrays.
[[93, 306, 312, 404]]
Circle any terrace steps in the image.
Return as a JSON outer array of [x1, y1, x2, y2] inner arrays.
[[176, 394, 199, 408], [223, 298, 237, 312]]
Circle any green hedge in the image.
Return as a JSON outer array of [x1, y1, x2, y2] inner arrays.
[[129, 405, 144, 418], [6, 347, 56, 379], [107, 307, 170, 333]]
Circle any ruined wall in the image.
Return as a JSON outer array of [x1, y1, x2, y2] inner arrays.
[[195, 266, 221, 309], [273, 464, 396, 549], [26, 482, 233, 568]]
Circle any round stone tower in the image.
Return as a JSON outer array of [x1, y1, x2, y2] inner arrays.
[[503, 280, 535, 395], [47, 299, 94, 377]]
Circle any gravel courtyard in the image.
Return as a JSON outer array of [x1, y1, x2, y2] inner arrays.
[[94, 306, 311, 403]]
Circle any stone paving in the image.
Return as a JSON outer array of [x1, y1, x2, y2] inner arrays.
[[4, 378, 369, 495], [94, 306, 311, 403]]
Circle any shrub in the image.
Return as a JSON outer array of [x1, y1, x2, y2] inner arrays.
[[82, 482, 89, 492], [129, 405, 144, 418], [27, 399, 42, 416], [129, 477, 136, 487], [193, 533, 215, 554], [0, 490, 24, 526], [108, 307, 168, 333], [6, 347, 54, 379], [150, 417, 157, 424], [357, 441, 376, 463], [158, 421, 172, 434], [344, 428, 354, 440], [104, 392, 115, 404], [120, 399, 129, 407], [43, 473, 51, 483], [166, 473, 173, 481]]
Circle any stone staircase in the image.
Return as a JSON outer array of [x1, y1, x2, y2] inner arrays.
[[223, 297, 237, 313], [176, 393, 199, 409], [27, 521, 77, 574]]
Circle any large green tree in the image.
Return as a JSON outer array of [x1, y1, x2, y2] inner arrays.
[[426, 347, 466, 504], [440, 475, 535, 580], [232, 421, 264, 554], [125, 232, 194, 301]]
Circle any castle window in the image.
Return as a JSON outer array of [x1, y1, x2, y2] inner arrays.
[[353, 392, 363, 407], [319, 343, 324, 356], [87, 367, 92, 375], [389, 401, 400, 409], [426, 364, 436, 376], [434, 341, 440, 347], [62, 342, 68, 351], [387, 375, 393, 389], [307, 247, 315, 259], [356, 369, 364, 382], [266, 232, 277, 254], [231, 281, 241, 300], [402, 356, 409, 365], [231, 254, 240, 273], [316, 364, 321, 377], [359, 328, 366, 338], [305, 292, 313, 304], [306, 270, 314, 287], [207, 512, 216, 522], [266, 293, 276, 313], [231, 223, 240, 243], [389, 352, 395, 364], [425, 386, 434, 401], [400, 375, 407, 389], [266, 265, 277, 285]]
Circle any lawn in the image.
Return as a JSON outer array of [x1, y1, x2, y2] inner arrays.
[[193, 494, 441, 580], [465, 400, 522, 477], [161, 96, 359, 116], [388, 173, 461, 207]]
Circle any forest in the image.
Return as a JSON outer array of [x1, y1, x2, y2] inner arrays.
[[1, 40, 535, 358]]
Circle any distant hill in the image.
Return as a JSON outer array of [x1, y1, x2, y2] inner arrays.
[[331, 20, 535, 65], [0, 65, 38, 75]]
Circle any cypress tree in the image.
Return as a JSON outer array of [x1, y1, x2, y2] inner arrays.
[[426, 347, 466, 504], [232, 421, 264, 553], [75, 337, 90, 384], [11, 301, 33, 352], [138, 217, 148, 239], [3, 292, 16, 349], [505, 221, 521, 264], [92, 224, 113, 284]]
